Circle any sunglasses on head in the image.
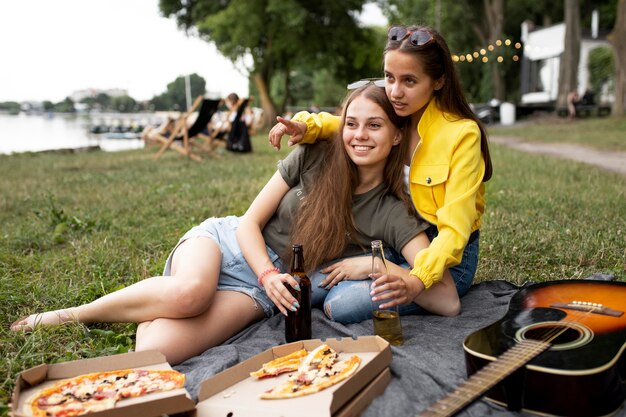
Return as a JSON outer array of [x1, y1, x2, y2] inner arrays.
[[347, 78, 385, 90], [388, 26, 434, 47]]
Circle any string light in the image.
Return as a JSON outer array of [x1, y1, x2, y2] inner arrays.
[[451, 38, 522, 64]]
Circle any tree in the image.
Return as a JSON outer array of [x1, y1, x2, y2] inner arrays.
[[95, 93, 111, 111], [557, 0, 581, 109], [483, 0, 504, 101], [608, 0, 625, 115], [111, 95, 138, 113], [378, 0, 513, 102], [159, 0, 381, 125], [150, 74, 207, 111], [378, 0, 587, 103], [53, 97, 75, 113], [588, 46, 615, 98]]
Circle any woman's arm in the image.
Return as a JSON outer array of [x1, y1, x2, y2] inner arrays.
[[372, 233, 461, 317], [236, 172, 300, 316], [268, 112, 341, 150], [410, 124, 484, 289]]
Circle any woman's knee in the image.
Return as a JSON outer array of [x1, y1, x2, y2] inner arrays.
[[323, 281, 372, 324], [168, 278, 214, 317]]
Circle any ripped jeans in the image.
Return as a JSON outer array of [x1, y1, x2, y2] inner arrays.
[[315, 228, 480, 324]]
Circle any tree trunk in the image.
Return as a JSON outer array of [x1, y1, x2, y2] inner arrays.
[[557, 0, 581, 108], [484, 0, 505, 101], [253, 73, 277, 128], [607, 0, 625, 115]]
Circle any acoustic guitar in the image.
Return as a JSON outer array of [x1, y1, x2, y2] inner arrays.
[[418, 280, 626, 417]]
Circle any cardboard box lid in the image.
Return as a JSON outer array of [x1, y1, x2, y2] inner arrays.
[[334, 368, 391, 417], [196, 336, 391, 417], [11, 350, 195, 417]]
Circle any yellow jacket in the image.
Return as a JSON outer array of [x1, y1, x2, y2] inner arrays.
[[293, 99, 485, 288]]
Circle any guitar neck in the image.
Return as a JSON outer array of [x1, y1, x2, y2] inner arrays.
[[417, 339, 551, 417]]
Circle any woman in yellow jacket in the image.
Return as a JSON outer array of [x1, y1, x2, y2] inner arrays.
[[269, 25, 493, 312]]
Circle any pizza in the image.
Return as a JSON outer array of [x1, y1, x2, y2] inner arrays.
[[250, 349, 308, 379], [24, 368, 185, 417], [254, 344, 361, 399]]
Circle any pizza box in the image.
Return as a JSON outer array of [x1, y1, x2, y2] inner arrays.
[[194, 335, 392, 417], [10, 350, 196, 417], [333, 368, 391, 417]]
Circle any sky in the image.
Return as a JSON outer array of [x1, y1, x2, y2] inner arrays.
[[0, 1, 386, 103]]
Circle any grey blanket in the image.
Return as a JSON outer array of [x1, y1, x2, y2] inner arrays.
[[175, 280, 626, 416]]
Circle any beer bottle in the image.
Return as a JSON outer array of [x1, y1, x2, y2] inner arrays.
[[370, 240, 404, 346], [285, 244, 312, 343]]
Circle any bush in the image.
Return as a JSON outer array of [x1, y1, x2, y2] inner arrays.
[[588, 46, 614, 98]]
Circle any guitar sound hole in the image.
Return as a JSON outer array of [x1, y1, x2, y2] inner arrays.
[[524, 326, 578, 343], [516, 321, 593, 351]]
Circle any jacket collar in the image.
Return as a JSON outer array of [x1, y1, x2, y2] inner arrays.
[[416, 98, 440, 142]]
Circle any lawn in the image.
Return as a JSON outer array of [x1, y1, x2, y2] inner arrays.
[[1, 131, 625, 414], [489, 115, 626, 152]]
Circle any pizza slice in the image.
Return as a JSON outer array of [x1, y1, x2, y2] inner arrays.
[[250, 349, 308, 379], [260, 355, 361, 400]]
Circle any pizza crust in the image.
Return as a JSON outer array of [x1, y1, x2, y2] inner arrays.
[[250, 349, 308, 379], [24, 369, 185, 417]]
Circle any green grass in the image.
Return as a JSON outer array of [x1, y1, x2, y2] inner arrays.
[[1, 132, 625, 414], [489, 115, 626, 152]]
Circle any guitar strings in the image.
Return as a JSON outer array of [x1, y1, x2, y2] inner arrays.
[[419, 305, 601, 416], [526, 303, 598, 345]]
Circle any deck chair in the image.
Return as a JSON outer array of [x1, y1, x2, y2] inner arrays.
[[225, 98, 253, 153], [153, 96, 221, 162]]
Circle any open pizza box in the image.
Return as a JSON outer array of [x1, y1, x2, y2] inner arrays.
[[10, 350, 196, 417], [194, 335, 392, 417]]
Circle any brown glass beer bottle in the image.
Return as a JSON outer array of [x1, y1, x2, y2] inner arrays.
[[285, 244, 312, 343]]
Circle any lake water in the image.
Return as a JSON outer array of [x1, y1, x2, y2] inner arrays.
[[0, 113, 160, 155]]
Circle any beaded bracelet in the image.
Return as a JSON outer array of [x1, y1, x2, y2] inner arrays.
[[258, 266, 281, 286]]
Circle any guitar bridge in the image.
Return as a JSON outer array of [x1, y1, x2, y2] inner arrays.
[[551, 301, 623, 317]]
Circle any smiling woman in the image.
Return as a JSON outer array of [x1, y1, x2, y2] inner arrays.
[[342, 90, 403, 193], [10, 83, 461, 366]]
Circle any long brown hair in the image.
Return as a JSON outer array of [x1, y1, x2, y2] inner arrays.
[[288, 84, 413, 272], [385, 25, 492, 181]]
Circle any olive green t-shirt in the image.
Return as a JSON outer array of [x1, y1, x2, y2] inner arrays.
[[262, 142, 429, 260]]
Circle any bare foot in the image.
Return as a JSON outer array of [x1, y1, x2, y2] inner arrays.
[[10, 308, 78, 331]]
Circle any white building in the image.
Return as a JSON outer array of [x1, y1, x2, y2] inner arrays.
[[520, 10, 613, 106]]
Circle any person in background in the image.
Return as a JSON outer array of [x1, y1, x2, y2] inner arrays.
[[567, 90, 581, 118], [11, 83, 460, 364], [140, 116, 176, 145], [268, 25, 493, 311], [216, 93, 254, 152]]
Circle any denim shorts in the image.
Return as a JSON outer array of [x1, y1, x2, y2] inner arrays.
[[163, 216, 284, 317], [319, 227, 480, 324]]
